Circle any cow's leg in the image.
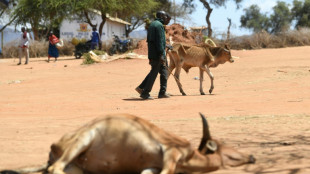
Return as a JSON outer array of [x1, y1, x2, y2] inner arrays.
[[199, 68, 205, 95], [167, 57, 175, 80], [167, 52, 186, 95], [47, 130, 96, 174], [174, 65, 186, 96], [201, 65, 214, 94]]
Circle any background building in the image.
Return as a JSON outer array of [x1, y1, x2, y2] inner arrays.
[[60, 12, 131, 44]]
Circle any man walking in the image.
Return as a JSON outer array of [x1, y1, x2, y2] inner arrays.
[[17, 27, 30, 65], [136, 11, 171, 100]]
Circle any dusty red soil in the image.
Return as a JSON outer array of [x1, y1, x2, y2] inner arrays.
[[0, 46, 310, 174]]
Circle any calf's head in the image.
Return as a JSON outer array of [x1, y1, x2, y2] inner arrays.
[[211, 45, 234, 67], [198, 113, 255, 169]]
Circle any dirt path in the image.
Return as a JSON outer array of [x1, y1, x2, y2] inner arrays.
[[0, 46, 310, 174]]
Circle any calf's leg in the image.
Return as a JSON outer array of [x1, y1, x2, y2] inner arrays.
[[173, 65, 186, 96], [199, 68, 205, 95], [201, 65, 214, 94]]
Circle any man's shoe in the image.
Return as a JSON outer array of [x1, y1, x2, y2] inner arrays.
[[140, 94, 153, 100], [158, 93, 170, 98], [135, 87, 143, 95], [24, 62, 28, 65]]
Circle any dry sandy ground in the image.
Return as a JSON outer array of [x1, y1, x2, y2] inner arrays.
[[0, 46, 310, 174]]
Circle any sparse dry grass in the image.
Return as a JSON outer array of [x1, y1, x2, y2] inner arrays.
[[1, 40, 74, 58], [1, 28, 310, 58], [226, 27, 310, 50]]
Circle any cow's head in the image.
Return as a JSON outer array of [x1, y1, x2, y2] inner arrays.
[[224, 45, 234, 63], [209, 45, 234, 68], [198, 113, 255, 169]]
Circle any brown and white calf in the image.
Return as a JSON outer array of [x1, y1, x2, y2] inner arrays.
[[0, 113, 254, 174], [167, 43, 234, 95]]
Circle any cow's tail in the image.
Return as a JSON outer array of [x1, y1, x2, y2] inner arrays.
[[0, 163, 47, 174]]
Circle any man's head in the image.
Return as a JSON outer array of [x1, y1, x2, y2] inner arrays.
[[21, 27, 26, 32], [49, 31, 53, 36], [156, 11, 171, 25], [92, 27, 97, 31]]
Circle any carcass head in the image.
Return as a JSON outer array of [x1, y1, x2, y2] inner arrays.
[[198, 113, 255, 168]]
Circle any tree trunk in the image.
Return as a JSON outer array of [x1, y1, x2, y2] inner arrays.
[[32, 27, 39, 41], [227, 18, 231, 40], [199, 0, 213, 38], [84, 10, 97, 29], [84, 10, 106, 50], [98, 12, 107, 50]]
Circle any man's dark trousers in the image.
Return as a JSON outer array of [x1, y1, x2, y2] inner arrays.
[[139, 59, 168, 97]]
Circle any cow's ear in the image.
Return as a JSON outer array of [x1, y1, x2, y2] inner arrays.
[[224, 44, 230, 50]]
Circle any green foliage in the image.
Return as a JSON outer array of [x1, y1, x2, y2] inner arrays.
[[82, 53, 95, 65], [92, 50, 106, 55], [291, 0, 310, 28], [241, 0, 310, 34], [270, 1, 292, 33], [12, 0, 69, 40], [240, 5, 270, 33]]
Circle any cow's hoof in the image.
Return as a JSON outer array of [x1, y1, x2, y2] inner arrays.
[[209, 89, 213, 94], [182, 93, 186, 96], [201, 92, 206, 95]]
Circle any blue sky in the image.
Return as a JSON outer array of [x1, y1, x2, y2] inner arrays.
[[174, 0, 294, 37]]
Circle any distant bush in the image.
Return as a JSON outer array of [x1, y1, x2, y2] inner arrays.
[[224, 27, 310, 50]]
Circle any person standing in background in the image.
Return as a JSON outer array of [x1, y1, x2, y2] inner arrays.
[[48, 31, 59, 62], [17, 27, 30, 65], [91, 27, 100, 50]]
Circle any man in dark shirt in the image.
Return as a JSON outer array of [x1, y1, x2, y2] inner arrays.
[[136, 11, 171, 100]]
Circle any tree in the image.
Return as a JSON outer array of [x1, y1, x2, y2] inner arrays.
[[60, 0, 160, 39], [227, 18, 231, 39], [0, 0, 18, 32], [269, 1, 292, 33], [117, 0, 161, 37], [12, 0, 70, 40], [240, 5, 270, 33], [291, 0, 310, 28], [182, 0, 243, 38]]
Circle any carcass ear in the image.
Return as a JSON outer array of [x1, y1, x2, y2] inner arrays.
[[206, 140, 218, 154], [198, 113, 212, 151]]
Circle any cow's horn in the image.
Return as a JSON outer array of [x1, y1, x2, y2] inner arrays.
[[198, 113, 212, 151]]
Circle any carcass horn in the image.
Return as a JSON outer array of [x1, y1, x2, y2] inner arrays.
[[198, 113, 212, 151]]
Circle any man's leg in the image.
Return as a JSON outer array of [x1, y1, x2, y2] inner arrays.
[[17, 47, 22, 65], [25, 48, 29, 64], [158, 61, 169, 98], [136, 73, 150, 94], [140, 61, 160, 99]]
